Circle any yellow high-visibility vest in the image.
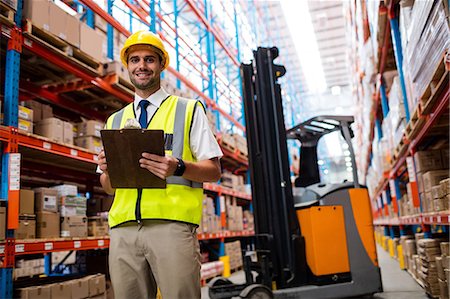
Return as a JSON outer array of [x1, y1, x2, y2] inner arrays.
[[105, 95, 204, 227]]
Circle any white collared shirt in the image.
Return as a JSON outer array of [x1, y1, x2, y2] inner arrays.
[[133, 87, 223, 161]]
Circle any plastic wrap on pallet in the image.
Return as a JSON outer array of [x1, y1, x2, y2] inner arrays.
[[407, 1, 449, 104], [200, 261, 224, 280], [400, 0, 415, 52], [406, 0, 435, 62]]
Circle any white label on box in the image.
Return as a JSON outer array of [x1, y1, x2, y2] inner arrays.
[[406, 157, 416, 182], [15, 244, 24, 253], [43, 142, 51, 150], [93, 155, 98, 161], [0, 245, 4, 254], [44, 243, 53, 251], [43, 24, 49, 31], [98, 240, 104, 247], [44, 196, 57, 210], [18, 110, 27, 119], [74, 241, 81, 248], [61, 231, 70, 237], [70, 149, 78, 156]]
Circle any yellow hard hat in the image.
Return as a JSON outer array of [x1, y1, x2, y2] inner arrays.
[[120, 30, 170, 69]]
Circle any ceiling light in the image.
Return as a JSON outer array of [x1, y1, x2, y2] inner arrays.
[[323, 169, 329, 174], [346, 162, 352, 167], [318, 160, 324, 165], [342, 143, 349, 149], [347, 167, 353, 172], [331, 86, 341, 96], [345, 157, 351, 162], [344, 150, 350, 156]]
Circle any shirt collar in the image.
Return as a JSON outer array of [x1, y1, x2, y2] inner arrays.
[[133, 87, 169, 111]]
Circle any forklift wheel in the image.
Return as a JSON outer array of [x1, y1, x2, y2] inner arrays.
[[239, 284, 273, 299], [208, 277, 234, 288]]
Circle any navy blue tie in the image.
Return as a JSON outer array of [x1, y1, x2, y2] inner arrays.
[[138, 100, 150, 129]]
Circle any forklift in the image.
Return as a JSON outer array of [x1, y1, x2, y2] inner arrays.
[[208, 47, 383, 298]]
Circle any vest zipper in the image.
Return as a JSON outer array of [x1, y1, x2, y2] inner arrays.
[[136, 188, 142, 223]]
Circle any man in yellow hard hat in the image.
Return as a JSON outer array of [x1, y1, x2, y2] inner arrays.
[[97, 30, 223, 299]]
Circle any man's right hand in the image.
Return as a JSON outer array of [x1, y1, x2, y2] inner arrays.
[[97, 150, 108, 173]]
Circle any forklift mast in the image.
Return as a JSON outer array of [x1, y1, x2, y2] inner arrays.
[[241, 47, 307, 288]]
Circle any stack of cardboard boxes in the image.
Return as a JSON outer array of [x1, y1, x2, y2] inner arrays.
[[88, 216, 109, 237], [24, 1, 106, 63], [75, 120, 104, 154], [34, 187, 60, 238], [198, 195, 220, 233], [35, 117, 74, 145], [224, 240, 243, 271], [416, 238, 443, 297], [14, 259, 44, 279], [17, 190, 36, 239], [18, 105, 34, 134], [436, 242, 449, 299], [415, 149, 449, 214], [18, 274, 106, 299], [225, 196, 243, 232]]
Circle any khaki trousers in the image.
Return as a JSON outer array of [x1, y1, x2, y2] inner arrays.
[[109, 220, 201, 299]]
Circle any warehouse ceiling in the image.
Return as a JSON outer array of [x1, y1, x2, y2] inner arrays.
[[307, 0, 350, 89]]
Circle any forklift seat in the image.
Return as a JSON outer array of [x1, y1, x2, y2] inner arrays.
[[293, 187, 320, 208]]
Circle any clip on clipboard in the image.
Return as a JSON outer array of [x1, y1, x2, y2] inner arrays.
[[100, 129, 166, 188]]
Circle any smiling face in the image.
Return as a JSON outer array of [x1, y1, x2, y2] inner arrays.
[[127, 45, 164, 98]]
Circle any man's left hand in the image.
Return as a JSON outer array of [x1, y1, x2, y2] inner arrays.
[[139, 153, 178, 179]]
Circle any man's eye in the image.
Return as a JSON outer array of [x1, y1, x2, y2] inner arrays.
[[145, 57, 155, 63], [129, 57, 139, 64]]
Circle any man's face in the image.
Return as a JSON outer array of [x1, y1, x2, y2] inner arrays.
[[127, 46, 164, 91]]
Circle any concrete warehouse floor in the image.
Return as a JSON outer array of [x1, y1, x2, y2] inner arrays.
[[201, 245, 428, 299]]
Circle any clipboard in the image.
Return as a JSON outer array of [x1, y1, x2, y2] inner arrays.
[[100, 129, 166, 188]]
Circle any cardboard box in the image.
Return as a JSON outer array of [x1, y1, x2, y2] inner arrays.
[[18, 106, 34, 122], [41, 104, 53, 119], [16, 215, 36, 239], [36, 211, 60, 238], [77, 120, 104, 138], [50, 282, 72, 299], [422, 170, 449, 193], [414, 150, 443, 173], [88, 274, 106, 297], [23, 0, 50, 31], [22, 100, 43, 122], [19, 285, 51, 299], [35, 117, 63, 143], [60, 216, 87, 237], [88, 217, 108, 237], [18, 119, 33, 134], [19, 189, 35, 215], [71, 277, 90, 299], [34, 188, 58, 212], [80, 22, 106, 62], [63, 121, 74, 145], [0, 205, 5, 241], [74, 136, 102, 153], [65, 14, 80, 48], [48, 1, 67, 40]]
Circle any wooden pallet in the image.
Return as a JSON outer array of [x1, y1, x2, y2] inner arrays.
[[23, 19, 102, 76], [104, 73, 135, 97], [404, 104, 426, 140], [420, 52, 449, 114], [392, 134, 408, 164], [237, 151, 248, 162]]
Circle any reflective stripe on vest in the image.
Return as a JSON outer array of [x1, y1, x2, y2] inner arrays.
[[105, 95, 203, 227]]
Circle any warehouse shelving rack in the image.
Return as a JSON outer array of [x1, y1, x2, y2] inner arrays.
[[0, 1, 306, 296], [356, 1, 449, 235]]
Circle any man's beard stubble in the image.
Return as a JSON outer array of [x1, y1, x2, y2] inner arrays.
[[130, 74, 160, 91]]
